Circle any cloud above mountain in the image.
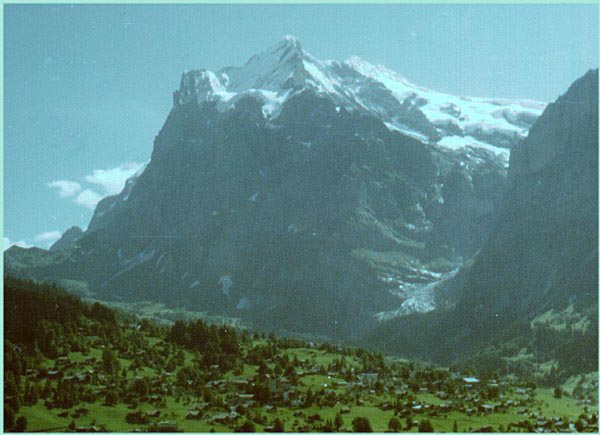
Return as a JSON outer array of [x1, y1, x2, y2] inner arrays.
[[3, 237, 31, 251], [75, 189, 105, 210], [48, 162, 146, 210], [33, 230, 62, 247], [47, 180, 82, 198], [84, 162, 146, 196]]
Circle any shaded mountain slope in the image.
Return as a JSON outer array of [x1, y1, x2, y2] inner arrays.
[[369, 69, 598, 371]]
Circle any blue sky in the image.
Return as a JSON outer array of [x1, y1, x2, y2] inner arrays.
[[4, 4, 598, 248]]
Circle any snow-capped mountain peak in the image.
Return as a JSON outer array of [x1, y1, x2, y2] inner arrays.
[[173, 36, 546, 157], [222, 35, 308, 93], [344, 55, 415, 89]]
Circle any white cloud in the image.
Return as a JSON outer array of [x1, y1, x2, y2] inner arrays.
[[34, 230, 62, 245], [47, 161, 146, 212], [75, 189, 104, 210], [85, 162, 145, 196], [47, 180, 81, 198], [3, 237, 31, 250]]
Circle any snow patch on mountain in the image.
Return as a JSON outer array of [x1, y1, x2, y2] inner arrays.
[[174, 35, 545, 160], [438, 135, 511, 160], [375, 268, 460, 321]]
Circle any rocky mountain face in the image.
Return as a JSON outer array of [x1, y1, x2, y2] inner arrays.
[[5, 37, 544, 340], [370, 69, 598, 364], [49, 226, 83, 252]]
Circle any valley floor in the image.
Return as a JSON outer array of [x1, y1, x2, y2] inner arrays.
[[12, 339, 598, 433], [4, 278, 598, 433]]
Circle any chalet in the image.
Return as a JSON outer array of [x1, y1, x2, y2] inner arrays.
[[439, 403, 452, 412], [236, 393, 255, 404], [306, 414, 323, 423], [283, 390, 296, 402], [76, 373, 91, 383], [211, 412, 238, 424], [229, 378, 249, 387], [478, 403, 500, 414], [186, 410, 201, 420], [149, 394, 162, 404], [126, 410, 148, 425], [536, 419, 551, 429], [47, 370, 62, 380], [205, 380, 225, 389], [358, 373, 379, 387], [436, 391, 449, 400], [268, 377, 290, 394], [190, 402, 209, 411], [75, 426, 101, 432], [554, 419, 567, 430], [462, 377, 480, 386], [395, 388, 408, 397], [72, 408, 89, 418], [345, 382, 359, 392], [147, 410, 161, 418], [147, 421, 181, 432], [378, 402, 394, 411]]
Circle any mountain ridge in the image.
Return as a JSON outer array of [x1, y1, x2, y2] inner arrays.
[[173, 35, 545, 151]]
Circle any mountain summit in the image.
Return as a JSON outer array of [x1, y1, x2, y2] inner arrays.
[[174, 36, 545, 151]]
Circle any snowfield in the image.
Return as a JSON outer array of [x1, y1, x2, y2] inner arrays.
[[175, 35, 545, 157]]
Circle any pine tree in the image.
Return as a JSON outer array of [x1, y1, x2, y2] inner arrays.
[[418, 419, 434, 432], [352, 417, 373, 432], [14, 416, 27, 432], [4, 406, 15, 431], [102, 348, 119, 374], [273, 418, 285, 432], [388, 416, 401, 432]]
